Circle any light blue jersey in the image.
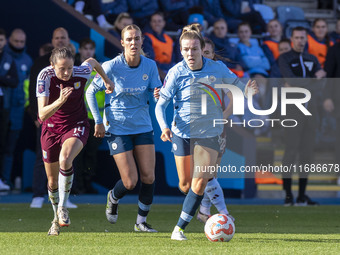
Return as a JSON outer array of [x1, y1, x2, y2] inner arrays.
[[86, 54, 162, 135], [158, 57, 245, 138]]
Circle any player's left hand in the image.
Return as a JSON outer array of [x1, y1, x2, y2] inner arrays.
[[245, 80, 259, 96], [94, 123, 106, 138], [154, 87, 160, 99], [104, 80, 115, 94]]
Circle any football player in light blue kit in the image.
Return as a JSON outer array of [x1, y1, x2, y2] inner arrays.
[[155, 24, 258, 240], [86, 24, 162, 232]]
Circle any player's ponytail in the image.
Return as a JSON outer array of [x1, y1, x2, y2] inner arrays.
[[180, 24, 205, 49], [50, 47, 74, 65]]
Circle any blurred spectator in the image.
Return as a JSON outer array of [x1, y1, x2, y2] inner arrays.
[[199, 0, 224, 27], [208, 18, 244, 76], [323, 42, 340, 185], [262, 19, 284, 66], [127, 0, 159, 29], [29, 27, 76, 208], [236, 22, 269, 106], [0, 28, 19, 191], [100, 0, 128, 24], [307, 18, 334, 68], [220, 0, 267, 34], [39, 43, 53, 57], [329, 19, 340, 43], [144, 12, 178, 73], [108, 12, 133, 40], [278, 26, 326, 206], [74, 0, 114, 30], [74, 38, 96, 66], [2, 29, 32, 188], [158, 0, 190, 31], [73, 38, 103, 194]]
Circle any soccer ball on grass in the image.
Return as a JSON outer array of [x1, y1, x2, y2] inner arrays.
[[204, 214, 235, 242]]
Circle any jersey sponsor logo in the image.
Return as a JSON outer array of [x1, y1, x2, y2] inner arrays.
[[121, 86, 147, 93], [291, 63, 299, 67], [111, 142, 118, 150], [120, 76, 126, 81], [142, 74, 148, 80], [74, 82, 81, 89], [38, 81, 46, 93], [43, 150, 47, 159], [3, 62, 10, 70], [47, 124, 54, 127]]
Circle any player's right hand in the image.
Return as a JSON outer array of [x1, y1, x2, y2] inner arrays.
[[94, 123, 106, 138], [104, 80, 115, 94], [58, 84, 73, 103], [161, 128, 173, 142]]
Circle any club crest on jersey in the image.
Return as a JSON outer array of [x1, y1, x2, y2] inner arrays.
[[74, 82, 81, 89], [208, 75, 216, 82], [38, 81, 45, 93], [143, 74, 148, 80]]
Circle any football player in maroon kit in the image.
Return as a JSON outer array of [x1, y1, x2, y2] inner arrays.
[[36, 47, 113, 236]]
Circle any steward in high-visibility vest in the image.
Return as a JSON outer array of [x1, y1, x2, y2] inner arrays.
[[307, 32, 334, 68]]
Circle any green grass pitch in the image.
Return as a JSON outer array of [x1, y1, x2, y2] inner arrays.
[[0, 204, 339, 254]]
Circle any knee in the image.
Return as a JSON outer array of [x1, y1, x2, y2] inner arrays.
[[47, 177, 58, 190], [140, 172, 155, 184], [59, 155, 73, 169], [191, 178, 208, 195], [179, 182, 191, 195], [123, 179, 137, 190]]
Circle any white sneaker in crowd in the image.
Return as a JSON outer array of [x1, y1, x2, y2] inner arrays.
[[66, 199, 78, 209], [30, 197, 44, 208], [0, 179, 10, 191]]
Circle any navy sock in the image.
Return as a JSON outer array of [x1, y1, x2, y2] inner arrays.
[[138, 182, 155, 217], [112, 179, 129, 200], [177, 188, 203, 230]]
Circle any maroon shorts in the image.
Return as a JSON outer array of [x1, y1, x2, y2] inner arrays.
[[41, 122, 90, 163]]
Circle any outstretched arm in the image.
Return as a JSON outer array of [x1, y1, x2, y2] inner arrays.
[[85, 58, 114, 94]]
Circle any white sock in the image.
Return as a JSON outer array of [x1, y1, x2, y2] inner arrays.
[[109, 189, 119, 204], [58, 168, 74, 208], [136, 215, 147, 225], [205, 178, 229, 215], [48, 187, 59, 220], [200, 192, 212, 215], [74, 1, 85, 13]]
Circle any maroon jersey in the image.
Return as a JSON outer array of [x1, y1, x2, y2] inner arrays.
[[36, 62, 93, 134]]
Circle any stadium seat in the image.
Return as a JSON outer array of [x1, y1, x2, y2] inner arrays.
[[276, 6, 305, 26], [284, 20, 311, 38], [276, 6, 310, 38], [253, 4, 275, 24]]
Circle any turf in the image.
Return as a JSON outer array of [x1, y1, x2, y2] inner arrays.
[[0, 204, 339, 254]]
